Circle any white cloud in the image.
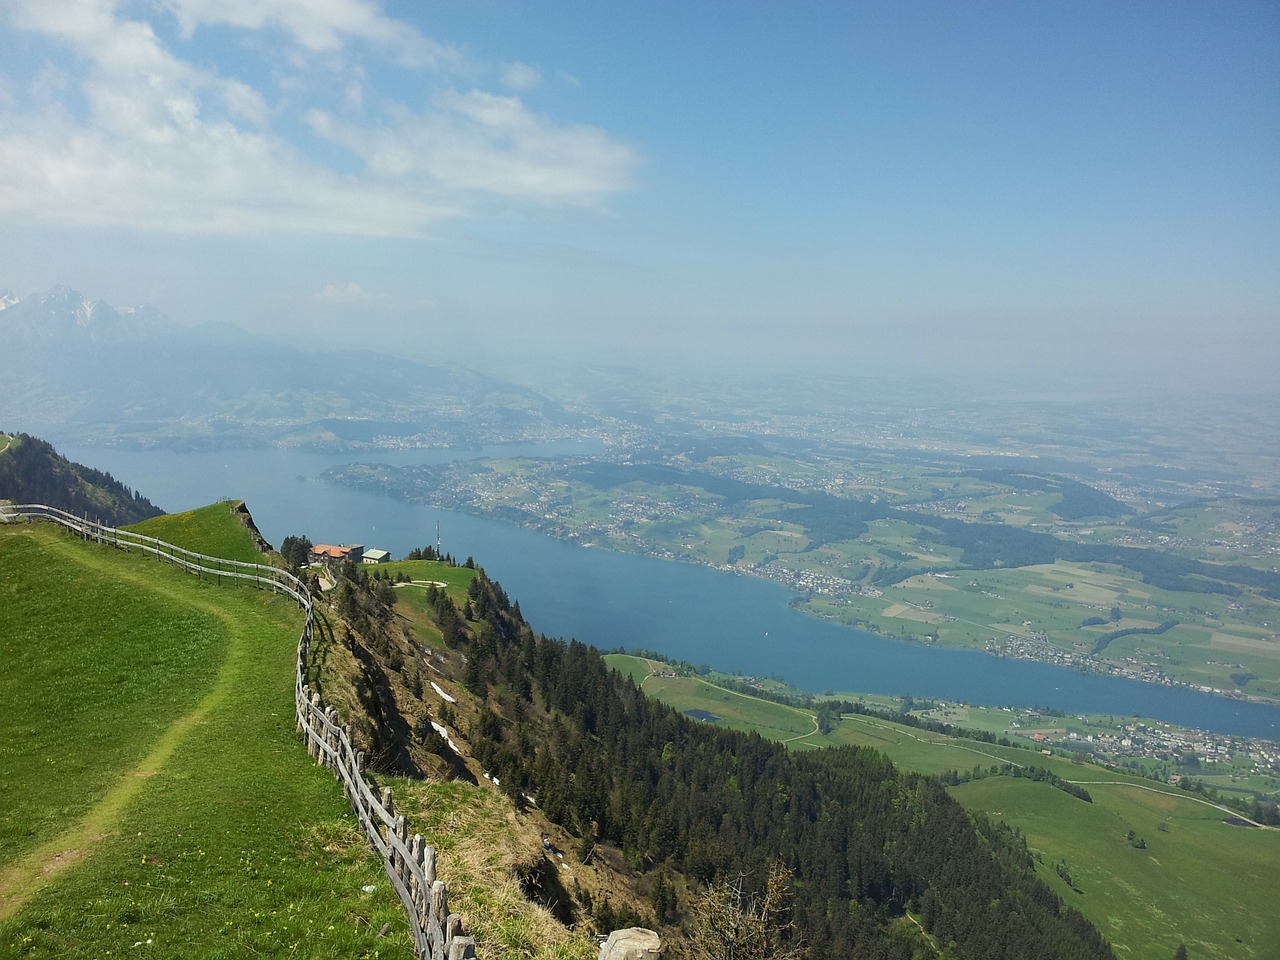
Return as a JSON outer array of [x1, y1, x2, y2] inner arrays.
[[0, 108, 453, 235], [29, 61, 72, 106], [555, 70, 582, 90], [309, 89, 638, 204], [342, 78, 365, 113], [0, 0, 637, 235], [502, 62, 541, 91], [222, 78, 271, 128], [314, 281, 387, 304], [160, 0, 465, 68]]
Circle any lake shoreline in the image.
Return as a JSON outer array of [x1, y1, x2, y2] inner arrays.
[[341, 487, 1280, 711]]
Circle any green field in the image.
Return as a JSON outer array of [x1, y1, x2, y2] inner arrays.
[[375, 558, 477, 594], [608, 655, 1280, 960], [375, 559, 478, 623], [0, 520, 410, 958], [953, 775, 1278, 960], [607, 655, 831, 746], [618, 659, 821, 743], [802, 557, 1280, 700]]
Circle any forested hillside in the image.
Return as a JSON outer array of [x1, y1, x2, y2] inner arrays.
[[341, 558, 1116, 960], [0, 433, 162, 525]]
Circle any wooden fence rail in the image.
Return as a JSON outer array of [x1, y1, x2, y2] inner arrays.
[[3, 503, 474, 960]]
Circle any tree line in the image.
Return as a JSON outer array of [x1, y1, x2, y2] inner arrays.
[[0, 433, 163, 525], [1090, 619, 1179, 655], [429, 566, 1115, 960]]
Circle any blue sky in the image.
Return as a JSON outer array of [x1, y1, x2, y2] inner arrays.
[[1, 0, 1276, 387]]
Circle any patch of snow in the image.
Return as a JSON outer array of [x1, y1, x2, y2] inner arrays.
[[430, 721, 461, 755], [430, 680, 456, 703]]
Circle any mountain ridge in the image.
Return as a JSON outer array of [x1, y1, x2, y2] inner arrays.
[[0, 286, 588, 451]]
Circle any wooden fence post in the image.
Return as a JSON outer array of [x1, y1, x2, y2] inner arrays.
[[392, 816, 407, 876], [410, 835, 425, 892], [323, 706, 337, 770], [303, 692, 314, 757], [445, 913, 464, 947], [381, 788, 395, 861], [409, 835, 426, 931], [310, 693, 323, 760], [431, 880, 448, 929], [416, 885, 429, 944], [448, 936, 476, 960]]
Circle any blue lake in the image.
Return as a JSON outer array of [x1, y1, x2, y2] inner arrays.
[[55, 441, 1280, 740]]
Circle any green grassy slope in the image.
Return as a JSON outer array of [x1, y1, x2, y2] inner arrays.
[[127, 501, 266, 564], [0, 521, 411, 959]]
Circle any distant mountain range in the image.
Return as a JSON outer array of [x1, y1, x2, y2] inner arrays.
[[0, 287, 586, 450]]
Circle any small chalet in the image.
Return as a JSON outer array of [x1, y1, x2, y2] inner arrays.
[[362, 549, 391, 564], [309, 543, 364, 565]]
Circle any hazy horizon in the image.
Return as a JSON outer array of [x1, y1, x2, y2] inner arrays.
[[1, 1, 1276, 391]]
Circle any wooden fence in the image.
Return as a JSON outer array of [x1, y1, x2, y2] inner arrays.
[[4, 502, 475, 960]]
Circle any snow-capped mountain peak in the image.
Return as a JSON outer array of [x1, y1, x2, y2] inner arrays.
[[1, 287, 171, 343]]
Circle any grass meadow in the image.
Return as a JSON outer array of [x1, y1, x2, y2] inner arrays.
[[0, 521, 411, 959], [603, 656, 820, 743], [954, 775, 1279, 960], [127, 502, 269, 565], [375, 559, 477, 594], [641, 675, 818, 742], [377, 560, 478, 625]]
